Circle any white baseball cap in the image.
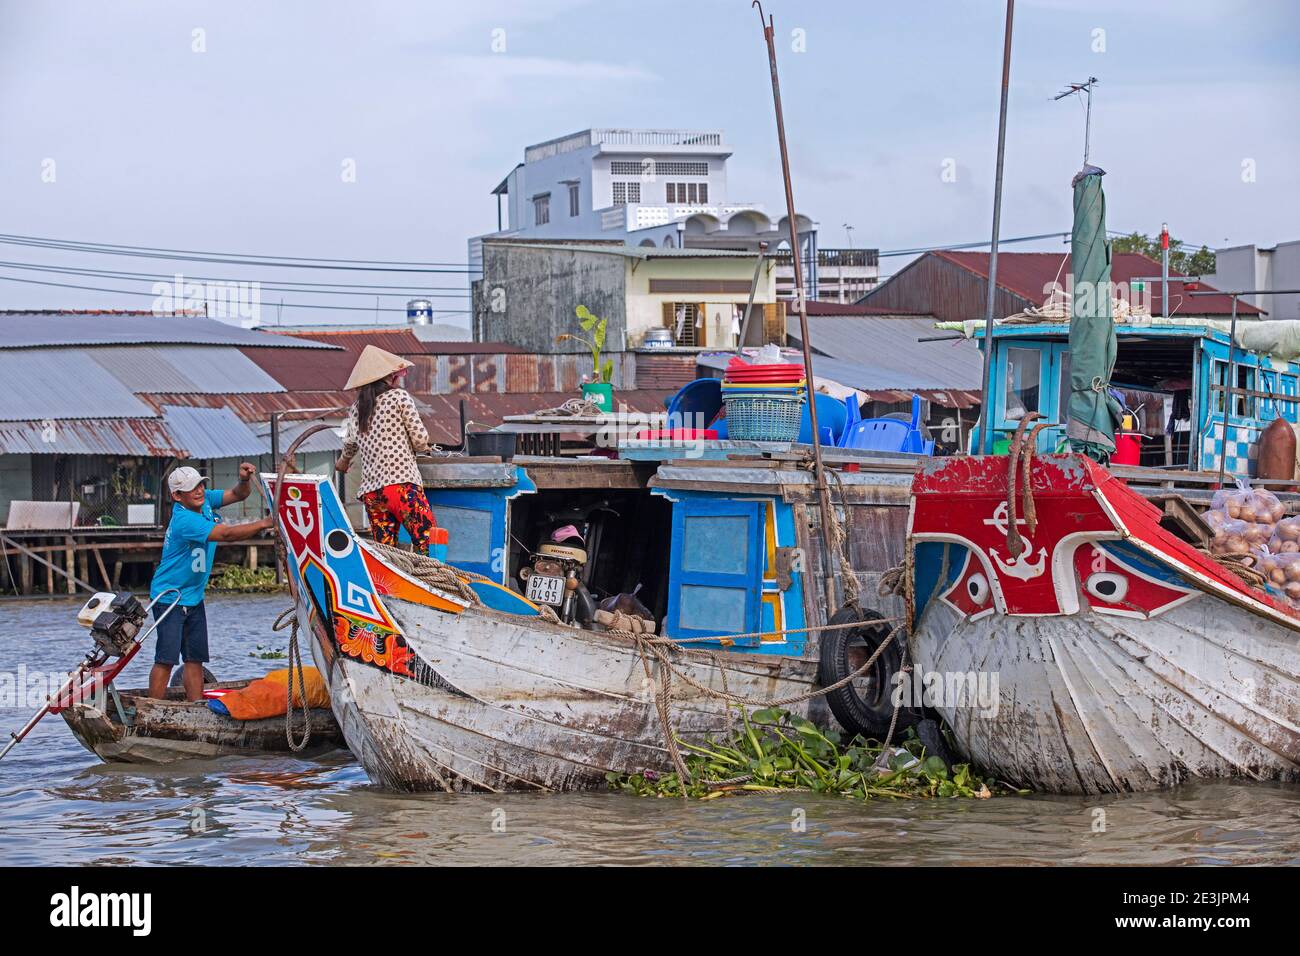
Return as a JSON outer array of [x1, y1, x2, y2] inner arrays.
[[167, 466, 209, 495]]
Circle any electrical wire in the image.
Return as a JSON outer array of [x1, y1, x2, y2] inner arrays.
[[0, 272, 469, 313], [0, 259, 469, 297], [0, 236, 474, 273], [0, 232, 472, 268]]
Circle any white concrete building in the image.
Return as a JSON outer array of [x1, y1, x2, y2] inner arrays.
[[469, 128, 877, 301], [1208, 241, 1300, 320]]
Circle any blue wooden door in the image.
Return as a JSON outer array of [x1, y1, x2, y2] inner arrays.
[[666, 498, 764, 643], [994, 341, 1067, 451]]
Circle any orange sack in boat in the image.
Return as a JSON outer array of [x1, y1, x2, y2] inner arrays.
[[217, 668, 331, 720]]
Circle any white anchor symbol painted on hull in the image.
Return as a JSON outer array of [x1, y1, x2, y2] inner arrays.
[[989, 545, 1047, 580], [284, 497, 315, 541], [983, 502, 1047, 581]]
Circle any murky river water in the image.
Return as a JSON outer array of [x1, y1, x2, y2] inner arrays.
[[1, 594, 1298, 866]]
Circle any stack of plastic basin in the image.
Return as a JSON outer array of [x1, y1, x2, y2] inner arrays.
[[721, 358, 807, 442]]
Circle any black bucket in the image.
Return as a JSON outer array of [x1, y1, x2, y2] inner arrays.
[[466, 431, 518, 460]]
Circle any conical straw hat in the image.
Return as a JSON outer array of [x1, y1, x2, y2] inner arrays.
[[344, 345, 414, 390]]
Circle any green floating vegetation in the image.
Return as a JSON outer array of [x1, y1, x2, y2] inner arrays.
[[248, 644, 287, 660], [208, 564, 283, 593], [608, 707, 1002, 801]]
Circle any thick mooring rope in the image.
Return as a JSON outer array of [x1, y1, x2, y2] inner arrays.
[[825, 466, 863, 609], [273, 607, 311, 752], [366, 540, 563, 624]]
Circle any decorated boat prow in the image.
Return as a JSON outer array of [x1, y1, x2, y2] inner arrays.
[[908, 448, 1300, 794]]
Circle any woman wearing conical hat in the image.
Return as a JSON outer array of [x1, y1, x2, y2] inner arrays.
[[336, 345, 438, 551]]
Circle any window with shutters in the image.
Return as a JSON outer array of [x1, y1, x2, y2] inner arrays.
[[568, 183, 579, 217], [698, 182, 708, 203], [665, 183, 676, 203], [662, 301, 703, 347], [532, 193, 550, 226]]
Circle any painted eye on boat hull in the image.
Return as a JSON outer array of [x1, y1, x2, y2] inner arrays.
[[967, 573, 990, 606], [326, 528, 354, 558], [1085, 572, 1128, 603]]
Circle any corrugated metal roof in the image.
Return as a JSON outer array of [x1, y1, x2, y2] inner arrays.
[[89, 345, 285, 393], [141, 391, 353, 421], [266, 329, 524, 355], [238, 346, 360, 391], [250, 419, 344, 453], [0, 350, 157, 421], [160, 405, 267, 458], [933, 251, 1261, 317], [0, 313, 340, 349], [0, 418, 184, 455], [786, 316, 983, 390], [800, 301, 930, 317], [856, 388, 982, 410]]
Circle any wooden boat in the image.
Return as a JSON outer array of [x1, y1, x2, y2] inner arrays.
[[60, 679, 344, 764], [908, 451, 1300, 794], [266, 450, 915, 792]]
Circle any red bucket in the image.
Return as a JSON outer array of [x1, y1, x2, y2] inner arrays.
[[1113, 432, 1143, 465]]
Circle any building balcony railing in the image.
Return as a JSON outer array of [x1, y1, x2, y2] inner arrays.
[[592, 128, 724, 148], [772, 248, 879, 268]]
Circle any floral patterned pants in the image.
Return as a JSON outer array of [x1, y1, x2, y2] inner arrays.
[[361, 482, 437, 549]]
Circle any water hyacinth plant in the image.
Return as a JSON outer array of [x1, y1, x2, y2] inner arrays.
[[607, 707, 1003, 801], [208, 564, 281, 593]]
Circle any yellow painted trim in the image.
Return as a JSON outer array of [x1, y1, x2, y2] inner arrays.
[[763, 500, 777, 580], [761, 592, 784, 641]]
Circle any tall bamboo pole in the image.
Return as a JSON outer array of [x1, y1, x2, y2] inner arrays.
[[753, 2, 841, 612]]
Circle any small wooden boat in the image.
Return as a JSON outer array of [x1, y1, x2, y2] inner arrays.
[[60, 679, 344, 764], [265, 455, 913, 792]]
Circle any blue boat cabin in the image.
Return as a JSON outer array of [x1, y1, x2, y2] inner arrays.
[[409, 456, 820, 656], [980, 323, 1300, 475]]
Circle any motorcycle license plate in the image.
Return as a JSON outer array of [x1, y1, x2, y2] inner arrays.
[[526, 574, 565, 607]]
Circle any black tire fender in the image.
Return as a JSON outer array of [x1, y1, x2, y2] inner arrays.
[[169, 665, 217, 687], [816, 605, 918, 740]]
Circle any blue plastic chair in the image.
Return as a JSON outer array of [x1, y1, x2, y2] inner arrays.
[[797, 393, 850, 445], [841, 394, 934, 454]]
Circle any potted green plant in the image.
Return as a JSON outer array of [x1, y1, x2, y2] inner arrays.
[[558, 305, 615, 412]]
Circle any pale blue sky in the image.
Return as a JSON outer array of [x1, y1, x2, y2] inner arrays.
[[1, 0, 1296, 326]]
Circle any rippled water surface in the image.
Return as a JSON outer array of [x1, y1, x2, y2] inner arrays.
[[1, 594, 1298, 866]]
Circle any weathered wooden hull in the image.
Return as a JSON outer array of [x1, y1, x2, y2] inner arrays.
[[60, 682, 344, 764], [298, 588, 826, 792], [908, 453, 1300, 794], [912, 595, 1300, 793]]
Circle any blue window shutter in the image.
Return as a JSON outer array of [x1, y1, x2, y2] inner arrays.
[[423, 490, 505, 580], [666, 499, 763, 642]]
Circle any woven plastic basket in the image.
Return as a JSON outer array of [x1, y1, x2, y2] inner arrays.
[[723, 392, 805, 442]]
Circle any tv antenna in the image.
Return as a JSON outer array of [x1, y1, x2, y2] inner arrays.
[[1054, 76, 1099, 166]]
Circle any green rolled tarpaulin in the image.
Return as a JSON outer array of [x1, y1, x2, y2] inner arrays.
[[1067, 166, 1123, 461]]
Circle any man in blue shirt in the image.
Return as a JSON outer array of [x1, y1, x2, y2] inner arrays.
[[149, 463, 274, 700]]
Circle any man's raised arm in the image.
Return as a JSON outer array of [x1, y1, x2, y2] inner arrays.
[[221, 461, 259, 507]]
